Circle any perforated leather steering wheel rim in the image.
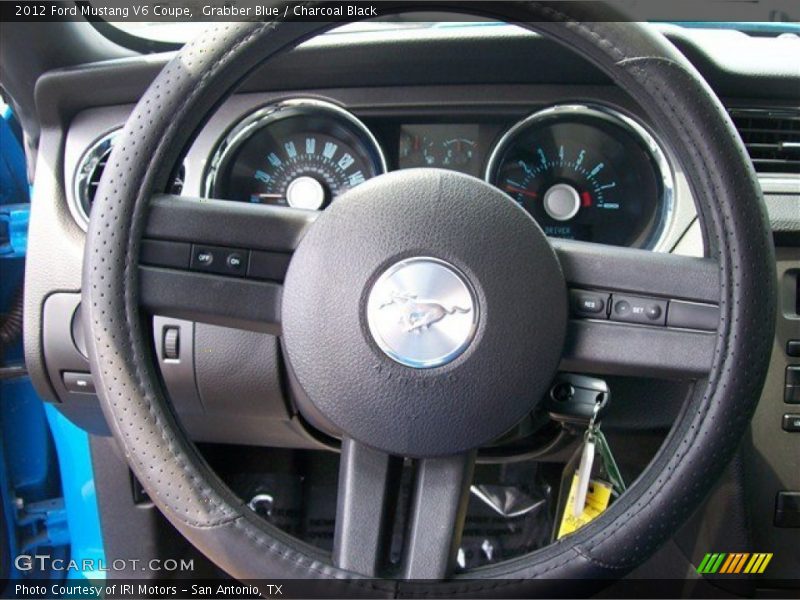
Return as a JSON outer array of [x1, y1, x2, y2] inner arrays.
[[83, 2, 776, 592]]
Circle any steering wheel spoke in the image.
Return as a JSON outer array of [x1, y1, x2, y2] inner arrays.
[[553, 239, 722, 379], [333, 438, 403, 576], [402, 451, 476, 579], [137, 194, 317, 334], [333, 439, 475, 579]]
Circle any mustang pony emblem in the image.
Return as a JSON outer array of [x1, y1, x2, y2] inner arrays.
[[380, 291, 471, 333]]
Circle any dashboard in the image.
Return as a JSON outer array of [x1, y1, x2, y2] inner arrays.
[[69, 95, 681, 250], [203, 99, 673, 248], [58, 71, 716, 452]]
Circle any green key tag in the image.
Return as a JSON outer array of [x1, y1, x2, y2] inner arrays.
[[594, 429, 626, 495], [554, 398, 626, 541]]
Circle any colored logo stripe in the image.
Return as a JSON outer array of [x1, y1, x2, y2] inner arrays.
[[697, 553, 725, 574], [719, 553, 738, 573], [745, 553, 773, 574], [697, 553, 773, 575]]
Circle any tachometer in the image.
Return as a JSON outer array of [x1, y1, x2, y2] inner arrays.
[[486, 105, 673, 248], [205, 99, 386, 210]]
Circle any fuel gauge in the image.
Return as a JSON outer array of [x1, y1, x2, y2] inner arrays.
[[443, 138, 477, 168], [399, 131, 434, 165]]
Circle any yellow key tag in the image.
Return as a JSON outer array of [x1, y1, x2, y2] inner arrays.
[[557, 474, 613, 539]]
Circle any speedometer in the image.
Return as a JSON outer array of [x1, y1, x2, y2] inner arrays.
[[486, 105, 674, 249], [205, 99, 386, 210]]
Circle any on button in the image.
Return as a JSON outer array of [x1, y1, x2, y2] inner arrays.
[[226, 252, 245, 273]]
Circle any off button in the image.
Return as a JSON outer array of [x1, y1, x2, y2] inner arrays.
[[191, 245, 219, 271]]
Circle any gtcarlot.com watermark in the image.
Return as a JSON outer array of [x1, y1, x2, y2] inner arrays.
[[15, 554, 195, 573]]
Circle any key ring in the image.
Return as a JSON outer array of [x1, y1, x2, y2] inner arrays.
[[587, 398, 602, 430], [583, 398, 604, 443]]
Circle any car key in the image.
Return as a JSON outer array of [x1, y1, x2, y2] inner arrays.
[[556, 396, 619, 539], [573, 420, 598, 517]]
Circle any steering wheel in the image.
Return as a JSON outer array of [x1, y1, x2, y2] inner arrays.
[[82, 3, 776, 593]]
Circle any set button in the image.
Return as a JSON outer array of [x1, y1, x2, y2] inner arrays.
[[610, 294, 667, 326]]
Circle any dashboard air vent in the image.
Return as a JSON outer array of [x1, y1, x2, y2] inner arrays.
[[73, 130, 186, 229], [729, 108, 800, 175], [82, 146, 112, 213]]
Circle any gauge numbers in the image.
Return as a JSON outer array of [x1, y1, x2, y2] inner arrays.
[[248, 133, 371, 209], [487, 105, 673, 248], [206, 99, 386, 210]]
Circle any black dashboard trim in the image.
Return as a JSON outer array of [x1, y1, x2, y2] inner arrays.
[[34, 26, 800, 131]]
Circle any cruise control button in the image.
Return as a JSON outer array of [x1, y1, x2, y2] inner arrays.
[[571, 290, 608, 317], [190, 244, 248, 277], [614, 300, 631, 317], [191, 246, 219, 270], [226, 252, 245, 273], [610, 294, 667, 326], [645, 304, 662, 320]]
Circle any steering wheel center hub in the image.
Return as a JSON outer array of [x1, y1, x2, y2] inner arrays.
[[282, 168, 567, 457], [366, 256, 479, 368]]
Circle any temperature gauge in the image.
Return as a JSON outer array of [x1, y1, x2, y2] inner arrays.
[[398, 124, 481, 176], [442, 138, 477, 167]]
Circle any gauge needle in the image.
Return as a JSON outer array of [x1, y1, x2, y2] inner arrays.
[[504, 185, 538, 199]]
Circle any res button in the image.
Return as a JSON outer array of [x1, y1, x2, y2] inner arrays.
[[571, 290, 609, 318]]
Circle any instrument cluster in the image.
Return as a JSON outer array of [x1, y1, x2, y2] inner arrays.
[[202, 98, 675, 249]]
